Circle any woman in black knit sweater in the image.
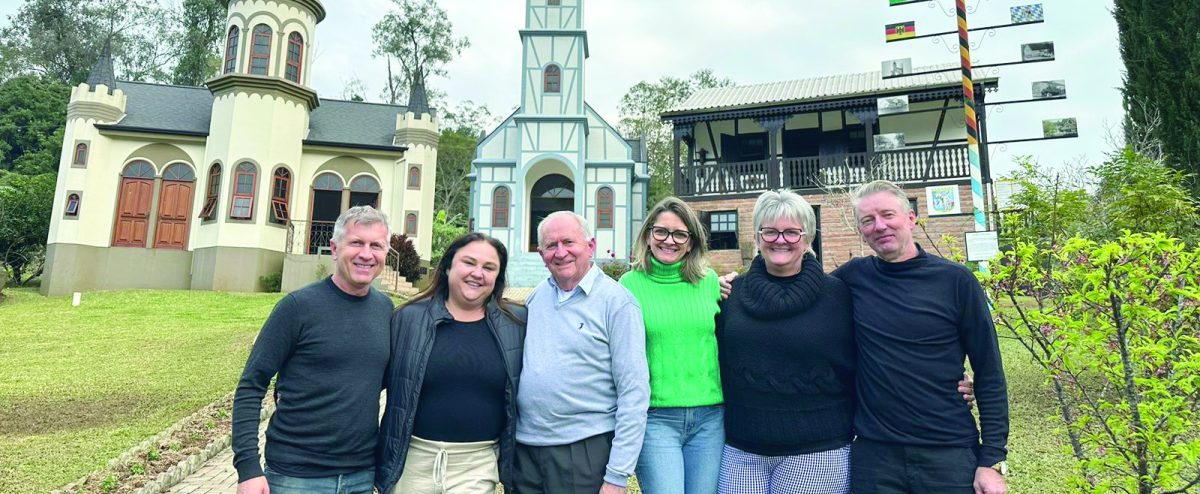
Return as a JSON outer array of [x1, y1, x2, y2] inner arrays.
[[716, 189, 855, 493]]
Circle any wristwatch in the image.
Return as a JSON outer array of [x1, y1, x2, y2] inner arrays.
[[990, 461, 1008, 476]]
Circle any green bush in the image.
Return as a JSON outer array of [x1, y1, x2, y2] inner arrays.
[[389, 234, 422, 281], [259, 271, 282, 293]]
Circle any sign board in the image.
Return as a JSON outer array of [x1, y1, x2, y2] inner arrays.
[[926, 185, 962, 215], [882, 58, 913, 77], [965, 231, 1001, 262]]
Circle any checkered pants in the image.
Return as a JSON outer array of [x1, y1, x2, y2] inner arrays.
[[717, 444, 851, 494]]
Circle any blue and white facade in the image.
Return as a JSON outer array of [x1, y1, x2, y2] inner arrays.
[[471, 0, 649, 286]]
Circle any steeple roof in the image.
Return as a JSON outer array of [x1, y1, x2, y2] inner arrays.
[[85, 40, 116, 92], [406, 78, 430, 117]]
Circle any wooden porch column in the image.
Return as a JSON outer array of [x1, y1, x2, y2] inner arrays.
[[849, 108, 879, 179], [755, 116, 787, 189], [672, 123, 693, 196]]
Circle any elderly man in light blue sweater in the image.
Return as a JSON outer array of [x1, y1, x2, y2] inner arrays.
[[512, 211, 650, 494]]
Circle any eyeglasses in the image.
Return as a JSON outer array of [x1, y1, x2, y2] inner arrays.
[[650, 227, 691, 243], [758, 228, 805, 244]]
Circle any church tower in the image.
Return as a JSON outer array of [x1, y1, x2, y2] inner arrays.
[[192, 0, 325, 291]]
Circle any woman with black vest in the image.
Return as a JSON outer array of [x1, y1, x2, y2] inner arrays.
[[375, 232, 526, 494], [716, 189, 856, 493]]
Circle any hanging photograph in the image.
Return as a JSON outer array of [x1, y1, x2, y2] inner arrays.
[[881, 58, 913, 77], [1032, 80, 1067, 99], [926, 185, 962, 216], [1021, 41, 1056, 61], [885, 21, 916, 42], [877, 95, 910, 115], [874, 133, 906, 151], [1042, 117, 1079, 138], [1010, 4, 1044, 24]]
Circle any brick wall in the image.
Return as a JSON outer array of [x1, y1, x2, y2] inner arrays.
[[689, 183, 976, 272]]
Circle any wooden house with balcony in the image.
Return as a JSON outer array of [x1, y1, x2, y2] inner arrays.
[[661, 66, 998, 272]]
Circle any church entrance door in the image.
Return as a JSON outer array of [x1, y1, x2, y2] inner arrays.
[[528, 174, 574, 252]]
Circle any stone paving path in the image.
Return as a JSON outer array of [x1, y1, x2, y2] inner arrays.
[[172, 288, 537, 493]]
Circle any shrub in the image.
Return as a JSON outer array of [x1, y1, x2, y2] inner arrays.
[[258, 271, 282, 293], [389, 234, 422, 281], [981, 232, 1200, 492], [430, 210, 466, 267], [599, 249, 630, 280]]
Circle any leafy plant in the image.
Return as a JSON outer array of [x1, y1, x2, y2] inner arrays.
[[204, 419, 215, 430], [217, 409, 228, 420], [430, 210, 466, 267], [388, 234, 422, 282], [130, 463, 145, 476], [146, 449, 160, 462], [100, 475, 117, 492], [981, 232, 1200, 493], [258, 271, 282, 293], [315, 262, 328, 280], [599, 250, 630, 280]]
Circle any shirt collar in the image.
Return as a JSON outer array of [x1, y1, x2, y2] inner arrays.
[[548, 262, 602, 296]]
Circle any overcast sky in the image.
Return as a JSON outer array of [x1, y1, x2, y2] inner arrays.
[[0, 0, 1125, 177]]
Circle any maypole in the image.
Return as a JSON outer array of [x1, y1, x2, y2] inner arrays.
[[955, 0, 988, 272]]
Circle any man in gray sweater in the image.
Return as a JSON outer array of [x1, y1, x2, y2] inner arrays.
[[233, 206, 394, 494], [513, 211, 650, 494]]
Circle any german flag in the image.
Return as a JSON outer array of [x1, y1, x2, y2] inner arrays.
[[885, 21, 916, 42]]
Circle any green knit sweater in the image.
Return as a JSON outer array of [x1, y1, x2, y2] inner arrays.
[[620, 258, 723, 407]]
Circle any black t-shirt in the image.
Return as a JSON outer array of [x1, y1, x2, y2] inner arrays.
[[412, 317, 507, 442]]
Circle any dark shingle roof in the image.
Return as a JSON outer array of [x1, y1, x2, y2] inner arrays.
[[104, 81, 408, 148], [85, 41, 116, 91]]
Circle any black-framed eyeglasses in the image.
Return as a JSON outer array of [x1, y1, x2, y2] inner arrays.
[[650, 227, 691, 243], [758, 228, 804, 244]]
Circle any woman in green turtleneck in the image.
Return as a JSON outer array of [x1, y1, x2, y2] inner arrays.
[[619, 197, 723, 494]]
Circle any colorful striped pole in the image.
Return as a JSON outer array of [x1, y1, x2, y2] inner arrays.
[[956, 0, 988, 272]]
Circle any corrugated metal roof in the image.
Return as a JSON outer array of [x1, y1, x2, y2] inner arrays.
[[108, 81, 409, 148], [665, 64, 996, 116]]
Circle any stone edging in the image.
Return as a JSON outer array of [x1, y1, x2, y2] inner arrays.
[[54, 392, 277, 494]]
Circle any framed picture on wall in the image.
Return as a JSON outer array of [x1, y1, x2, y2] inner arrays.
[[926, 185, 961, 216]]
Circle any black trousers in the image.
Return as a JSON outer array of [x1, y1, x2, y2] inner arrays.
[[510, 431, 615, 494], [850, 438, 978, 494]]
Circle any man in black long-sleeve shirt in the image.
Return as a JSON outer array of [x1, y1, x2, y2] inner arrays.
[[833, 180, 1009, 494], [232, 206, 394, 494]]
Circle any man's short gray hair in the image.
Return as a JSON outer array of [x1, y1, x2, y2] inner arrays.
[[752, 189, 817, 241], [537, 211, 592, 245], [332, 205, 390, 243], [852, 180, 911, 221]]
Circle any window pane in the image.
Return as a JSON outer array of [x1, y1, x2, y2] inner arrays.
[[236, 174, 254, 194], [232, 197, 252, 218]]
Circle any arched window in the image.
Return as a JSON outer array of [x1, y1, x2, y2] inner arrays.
[[313, 173, 343, 191], [270, 168, 291, 224], [200, 163, 221, 219], [229, 162, 257, 220], [407, 166, 421, 188], [248, 24, 272, 75], [65, 193, 81, 216], [544, 64, 561, 93], [405, 213, 418, 235], [350, 175, 381, 208], [162, 163, 195, 181], [596, 186, 613, 228], [73, 143, 88, 166], [492, 186, 510, 228], [224, 26, 240, 74], [285, 32, 303, 83]]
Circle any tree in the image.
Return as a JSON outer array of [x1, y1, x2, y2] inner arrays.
[[430, 210, 465, 267], [1, 0, 179, 85], [1087, 147, 1200, 244], [1114, 0, 1200, 194], [618, 69, 733, 207], [0, 75, 69, 176], [982, 233, 1200, 494], [0, 172, 56, 284], [341, 76, 368, 102], [998, 156, 1091, 252], [170, 0, 225, 86], [436, 100, 495, 223], [372, 0, 468, 103]]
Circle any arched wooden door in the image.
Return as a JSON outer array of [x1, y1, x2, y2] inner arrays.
[[112, 161, 156, 247], [154, 163, 195, 249]]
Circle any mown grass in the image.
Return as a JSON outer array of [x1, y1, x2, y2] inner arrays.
[[0, 287, 1073, 493], [0, 287, 284, 493]]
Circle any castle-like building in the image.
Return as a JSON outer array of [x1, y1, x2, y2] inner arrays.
[[470, 0, 649, 286], [41, 0, 437, 296]]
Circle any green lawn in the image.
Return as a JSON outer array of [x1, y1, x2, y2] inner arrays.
[[0, 287, 284, 493], [0, 287, 1073, 493]]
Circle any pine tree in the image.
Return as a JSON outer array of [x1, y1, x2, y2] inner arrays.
[[1113, 0, 1200, 194]]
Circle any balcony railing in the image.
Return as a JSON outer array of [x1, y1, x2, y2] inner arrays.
[[677, 145, 971, 196]]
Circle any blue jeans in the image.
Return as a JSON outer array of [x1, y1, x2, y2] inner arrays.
[[636, 405, 725, 494], [264, 466, 374, 494]]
